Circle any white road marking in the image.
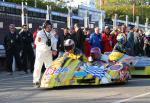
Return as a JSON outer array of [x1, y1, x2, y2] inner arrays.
[[129, 79, 150, 82], [113, 92, 150, 103], [0, 75, 32, 82]]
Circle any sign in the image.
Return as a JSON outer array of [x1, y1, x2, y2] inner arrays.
[[91, 13, 100, 22], [28, 23, 32, 28], [53, 23, 57, 28], [0, 22, 3, 28], [89, 24, 94, 28]]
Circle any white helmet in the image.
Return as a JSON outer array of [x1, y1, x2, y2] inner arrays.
[[145, 30, 150, 37], [64, 39, 75, 51]]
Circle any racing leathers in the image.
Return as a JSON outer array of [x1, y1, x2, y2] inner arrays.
[[33, 30, 57, 83], [113, 42, 130, 54]]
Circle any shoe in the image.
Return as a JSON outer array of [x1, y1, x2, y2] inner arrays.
[[33, 82, 40, 88], [17, 69, 22, 71], [7, 72, 13, 75], [30, 69, 33, 73], [24, 71, 28, 74]]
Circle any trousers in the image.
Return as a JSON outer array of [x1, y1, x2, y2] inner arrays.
[[33, 50, 52, 83]]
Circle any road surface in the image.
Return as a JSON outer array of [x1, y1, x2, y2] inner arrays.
[[0, 71, 150, 103]]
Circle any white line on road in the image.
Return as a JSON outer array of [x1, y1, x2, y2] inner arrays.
[[113, 92, 150, 103], [130, 79, 150, 82], [0, 75, 32, 82]]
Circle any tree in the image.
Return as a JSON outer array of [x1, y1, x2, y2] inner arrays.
[[96, 0, 150, 24], [5, 0, 68, 13]]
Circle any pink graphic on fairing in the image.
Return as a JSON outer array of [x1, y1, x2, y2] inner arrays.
[[45, 66, 56, 75]]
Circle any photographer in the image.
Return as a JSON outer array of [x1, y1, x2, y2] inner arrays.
[[33, 20, 57, 87]]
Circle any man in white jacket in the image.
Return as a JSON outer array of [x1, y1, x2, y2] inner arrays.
[[33, 20, 57, 87]]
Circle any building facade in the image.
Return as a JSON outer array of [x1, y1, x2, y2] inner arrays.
[[44, 0, 96, 8]]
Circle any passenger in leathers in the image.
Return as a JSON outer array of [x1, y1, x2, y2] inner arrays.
[[4, 24, 22, 74]]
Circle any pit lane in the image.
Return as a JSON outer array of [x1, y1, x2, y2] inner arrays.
[[0, 72, 150, 103]]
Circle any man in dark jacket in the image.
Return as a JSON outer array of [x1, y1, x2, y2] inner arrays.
[[4, 24, 22, 74], [127, 26, 135, 56], [19, 24, 35, 73], [72, 23, 85, 52], [57, 27, 72, 56]]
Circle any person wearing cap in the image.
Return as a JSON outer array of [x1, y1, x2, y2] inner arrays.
[[4, 24, 22, 74], [143, 30, 150, 57], [33, 20, 57, 87], [57, 27, 72, 57], [102, 26, 113, 52], [19, 24, 35, 73]]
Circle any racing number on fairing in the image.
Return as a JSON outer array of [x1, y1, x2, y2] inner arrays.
[[45, 67, 56, 75]]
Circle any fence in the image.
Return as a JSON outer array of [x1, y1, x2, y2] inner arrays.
[[0, 12, 67, 44], [113, 14, 150, 32]]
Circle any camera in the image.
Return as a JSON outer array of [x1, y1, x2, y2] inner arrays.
[[46, 39, 51, 46]]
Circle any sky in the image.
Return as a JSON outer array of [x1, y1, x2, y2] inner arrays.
[[44, 0, 96, 8]]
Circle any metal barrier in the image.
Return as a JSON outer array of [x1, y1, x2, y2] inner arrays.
[[0, 12, 66, 44], [113, 14, 150, 31]]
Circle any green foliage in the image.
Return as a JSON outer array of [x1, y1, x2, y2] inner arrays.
[[5, 0, 68, 13], [96, 0, 150, 24]]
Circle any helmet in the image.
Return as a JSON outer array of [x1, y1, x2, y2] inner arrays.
[[117, 33, 126, 44], [90, 47, 101, 55], [90, 47, 101, 60], [64, 39, 75, 52], [145, 30, 150, 37]]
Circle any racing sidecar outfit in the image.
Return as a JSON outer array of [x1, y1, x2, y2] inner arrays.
[[40, 51, 130, 88]]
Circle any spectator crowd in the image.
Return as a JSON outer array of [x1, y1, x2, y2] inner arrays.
[[3, 21, 150, 76]]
